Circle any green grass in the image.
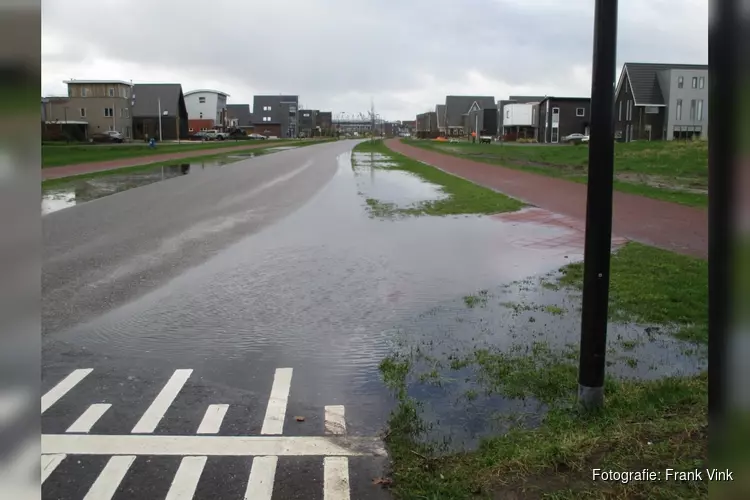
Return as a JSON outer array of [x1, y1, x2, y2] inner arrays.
[[380, 240, 708, 498], [557, 242, 708, 343], [42, 145, 282, 188], [382, 344, 707, 499], [408, 139, 708, 208], [353, 140, 523, 216], [41, 139, 313, 168]]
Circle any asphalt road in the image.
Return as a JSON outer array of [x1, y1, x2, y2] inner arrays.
[[42, 140, 393, 500], [40, 138, 587, 499]]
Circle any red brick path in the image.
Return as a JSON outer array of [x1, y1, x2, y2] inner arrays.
[[42, 143, 277, 181], [386, 139, 707, 258]]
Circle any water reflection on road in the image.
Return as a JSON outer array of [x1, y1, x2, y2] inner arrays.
[[48, 147, 705, 445], [42, 156, 255, 215]]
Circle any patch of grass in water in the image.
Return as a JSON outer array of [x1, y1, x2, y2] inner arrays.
[[355, 140, 524, 217], [543, 304, 567, 316], [557, 242, 708, 344], [463, 290, 489, 308], [380, 341, 707, 499]]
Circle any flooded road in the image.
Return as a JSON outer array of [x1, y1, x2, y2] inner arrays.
[[42, 154, 267, 215], [41, 140, 703, 498]]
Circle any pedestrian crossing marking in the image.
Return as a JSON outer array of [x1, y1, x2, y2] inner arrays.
[[41, 367, 386, 498]]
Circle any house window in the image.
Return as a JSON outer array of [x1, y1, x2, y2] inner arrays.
[[263, 106, 271, 111], [108, 88, 115, 97], [676, 99, 683, 120], [692, 77, 698, 88], [199, 112, 203, 118], [699, 76, 705, 89], [506, 109, 510, 119], [645, 106, 659, 114], [677, 76, 684, 88], [199, 97, 206, 103], [697, 100, 704, 121], [263, 116, 271, 122], [81, 87, 89, 97], [124, 108, 129, 118], [618, 101, 622, 121], [104, 107, 114, 117], [689, 99, 697, 120], [576, 107, 585, 117], [79, 108, 86, 118]]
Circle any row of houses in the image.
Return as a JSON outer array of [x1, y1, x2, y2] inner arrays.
[[414, 62, 709, 143], [41, 80, 334, 141]]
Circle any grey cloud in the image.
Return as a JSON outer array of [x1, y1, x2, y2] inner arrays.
[[42, 0, 706, 117]]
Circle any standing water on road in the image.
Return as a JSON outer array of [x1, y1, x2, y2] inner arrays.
[[47, 148, 705, 446], [42, 156, 260, 214]]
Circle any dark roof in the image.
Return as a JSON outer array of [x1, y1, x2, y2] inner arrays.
[[622, 63, 708, 105], [538, 96, 591, 104], [435, 104, 446, 128], [227, 104, 252, 125], [445, 95, 496, 127], [508, 95, 546, 103], [131, 83, 184, 117]]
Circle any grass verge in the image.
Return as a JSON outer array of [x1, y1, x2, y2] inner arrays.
[[42, 143, 292, 188], [407, 139, 708, 208], [380, 242, 708, 498], [42, 138, 328, 168], [557, 242, 708, 344], [353, 140, 524, 216]]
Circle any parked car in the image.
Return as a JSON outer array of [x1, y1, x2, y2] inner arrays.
[[479, 135, 493, 144], [562, 133, 589, 144], [247, 133, 267, 140], [190, 131, 209, 141], [203, 130, 229, 141], [89, 130, 124, 143]]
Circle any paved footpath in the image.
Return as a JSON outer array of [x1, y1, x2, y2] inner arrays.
[[386, 139, 707, 258], [42, 143, 277, 181]]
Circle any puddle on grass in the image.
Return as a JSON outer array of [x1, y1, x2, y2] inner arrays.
[[352, 150, 447, 209], [389, 274, 707, 453], [42, 157, 248, 215], [49, 150, 705, 441]]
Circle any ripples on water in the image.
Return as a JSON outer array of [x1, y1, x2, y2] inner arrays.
[[50, 150, 705, 447]]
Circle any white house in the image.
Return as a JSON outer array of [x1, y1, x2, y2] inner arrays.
[[184, 89, 230, 131], [501, 102, 538, 140]]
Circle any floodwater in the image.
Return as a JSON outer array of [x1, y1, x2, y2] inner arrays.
[[51, 147, 706, 445], [353, 151, 447, 207], [393, 276, 707, 451], [41, 156, 255, 215]]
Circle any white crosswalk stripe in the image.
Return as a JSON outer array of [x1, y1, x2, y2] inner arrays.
[[40, 367, 380, 498]]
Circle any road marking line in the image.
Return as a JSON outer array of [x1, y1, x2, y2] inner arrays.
[[83, 455, 135, 500], [66, 403, 111, 433], [324, 456, 350, 500], [42, 434, 387, 457], [325, 405, 346, 435], [41, 454, 66, 484], [197, 404, 229, 434], [165, 456, 207, 500], [244, 456, 277, 500], [260, 368, 293, 435], [131, 369, 192, 434], [41, 369, 93, 414]]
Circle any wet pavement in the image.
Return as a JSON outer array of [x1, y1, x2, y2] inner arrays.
[[42, 155, 265, 215], [41, 140, 704, 498]]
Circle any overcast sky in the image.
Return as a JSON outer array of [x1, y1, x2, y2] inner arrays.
[[41, 0, 707, 121]]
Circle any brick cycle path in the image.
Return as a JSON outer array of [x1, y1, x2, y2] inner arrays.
[[386, 139, 707, 258], [42, 143, 281, 181]]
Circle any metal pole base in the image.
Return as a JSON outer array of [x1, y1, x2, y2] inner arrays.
[[578, 384, 604, 410]]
